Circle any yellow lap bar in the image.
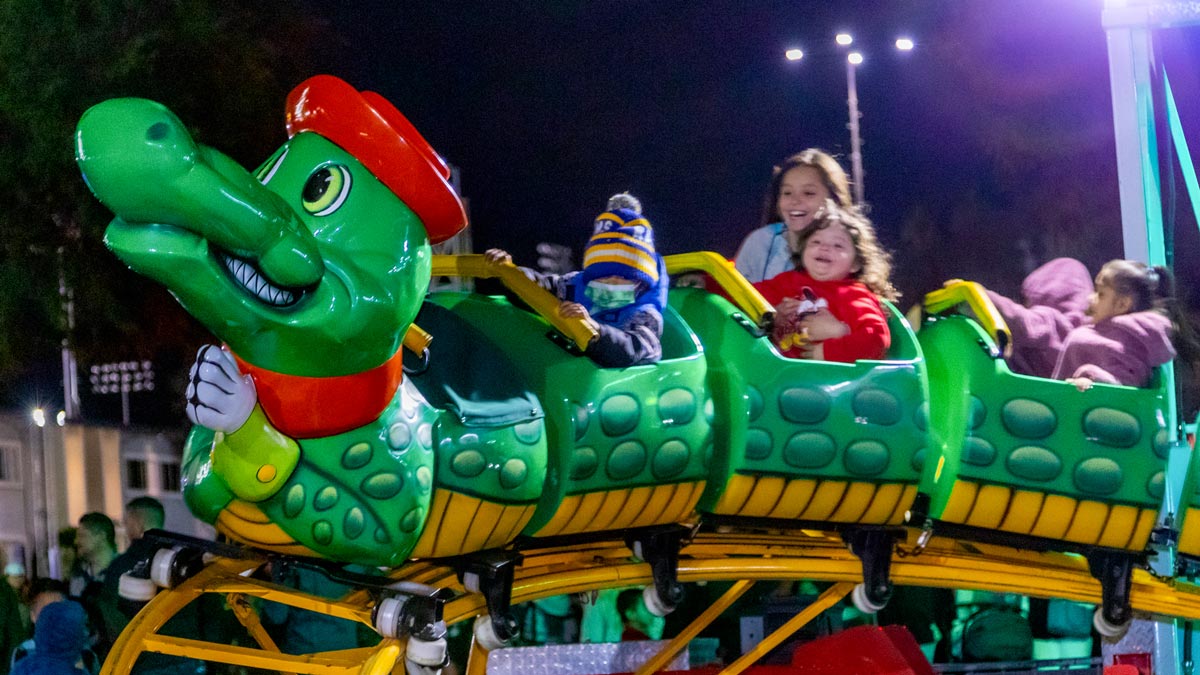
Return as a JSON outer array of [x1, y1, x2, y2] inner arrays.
[[431, 254, 598, 351]]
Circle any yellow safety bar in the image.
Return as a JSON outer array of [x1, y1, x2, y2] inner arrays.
[[431, 254, 599, 351], [663, 252, 775, 330], [923, 280, 1012, 357]]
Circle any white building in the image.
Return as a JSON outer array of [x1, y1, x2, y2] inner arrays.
[[0, 410, 211, 578]]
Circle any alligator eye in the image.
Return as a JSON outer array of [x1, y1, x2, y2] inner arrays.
[[254, 147, 288, 185], [301, 165, 352, 216]]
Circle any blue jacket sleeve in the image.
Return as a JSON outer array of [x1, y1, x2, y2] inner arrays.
[[585, 308, 664, 368]]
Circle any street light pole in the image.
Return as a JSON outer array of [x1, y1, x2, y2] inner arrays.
[[845, 56, 865, 206], [29, 408, 51, 578], [786, 34, 914, 209]]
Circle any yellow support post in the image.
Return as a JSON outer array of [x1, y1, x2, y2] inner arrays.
[[359, 640, 403, 675], [634, 579, 756, 675], [103, 556, 259, 674], [465, 633, 491, 675], [227, 592, 290, 667], [718, 582, 853, 675], [430, 254, 598, 350]]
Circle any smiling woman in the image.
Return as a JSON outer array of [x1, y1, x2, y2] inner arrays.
[[734, 149, 854, 284]]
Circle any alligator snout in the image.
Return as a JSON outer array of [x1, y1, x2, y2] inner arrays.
[[76, 98, 324, 289]]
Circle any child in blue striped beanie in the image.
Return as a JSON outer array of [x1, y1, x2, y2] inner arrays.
[[485, 193, 666, 367]]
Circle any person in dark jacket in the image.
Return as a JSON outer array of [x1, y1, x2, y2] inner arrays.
[[484, 194, 666, 368], [11, 601, 89, 675], [0, 576, 23, 675]]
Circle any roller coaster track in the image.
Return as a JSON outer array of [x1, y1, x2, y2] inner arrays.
[[103, 527, 1200, 675]]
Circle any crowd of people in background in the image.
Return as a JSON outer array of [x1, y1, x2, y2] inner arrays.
[[0, 496, 374, 675]]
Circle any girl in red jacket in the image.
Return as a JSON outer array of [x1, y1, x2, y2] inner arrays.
[[754, 201, 897, 362]]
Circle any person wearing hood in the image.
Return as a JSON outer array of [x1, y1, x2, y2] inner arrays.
[[484, 194, 666, 368], [11, 601, 89, 675], [985, 257, 1095, 379], [1052, 259, 1180, 390]]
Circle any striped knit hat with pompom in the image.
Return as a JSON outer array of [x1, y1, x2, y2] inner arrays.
[[581, 207, 658, 288]]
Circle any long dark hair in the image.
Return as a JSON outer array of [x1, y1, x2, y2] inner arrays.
[[790, 200, 897, 301], [759, 148, 854, 229], [1099, 259, 1198, 366]]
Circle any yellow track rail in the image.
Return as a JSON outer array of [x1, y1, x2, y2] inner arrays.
[[102, 530, 1200, 675]]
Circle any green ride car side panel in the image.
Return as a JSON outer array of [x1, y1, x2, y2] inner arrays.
[[253, 384, 440, 567], [408, 300, 549, 505], [1174, 418, 1200, 558], [423, 292, 713, 537], [668, 288, 929, 524], [917, 314, 1169, 550]]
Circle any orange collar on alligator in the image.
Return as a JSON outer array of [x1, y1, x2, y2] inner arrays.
[[232, 346, 406, 439]]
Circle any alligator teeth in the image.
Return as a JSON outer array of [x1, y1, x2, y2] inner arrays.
[[218, 253, 298, 307]]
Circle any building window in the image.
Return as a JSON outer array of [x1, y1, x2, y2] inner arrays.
[[126, 459, 147, 491], [0, 443, 18, 483], [160, 462, 181, 493]]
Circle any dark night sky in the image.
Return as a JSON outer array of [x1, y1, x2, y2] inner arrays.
[[39, 1, 1200, 424], [287, 0, 1200, 294]]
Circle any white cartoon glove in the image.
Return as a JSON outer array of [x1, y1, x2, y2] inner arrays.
[[186, 345, 257, 433]]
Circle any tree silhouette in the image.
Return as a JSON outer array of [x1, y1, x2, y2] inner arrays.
[[0, 0, 321, 419]]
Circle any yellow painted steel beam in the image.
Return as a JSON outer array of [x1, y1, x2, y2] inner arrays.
[[634, 579, 755, 675], [465, 634, 490, 675], [359, 640, 403, 675], [142, 635, 380, 674], [226, 592, 291, 675], [719, 582, 853, 675], [102, 557, 247, 674]]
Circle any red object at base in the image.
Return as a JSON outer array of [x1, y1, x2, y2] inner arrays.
[[1112, 652, 1153, 675], [786, 625, 935, 675]]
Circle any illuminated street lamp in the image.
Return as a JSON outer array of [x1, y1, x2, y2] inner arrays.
[[785, 33, 915, 206]]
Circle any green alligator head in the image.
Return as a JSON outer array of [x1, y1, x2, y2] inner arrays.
[[75, 76, 467, 377]]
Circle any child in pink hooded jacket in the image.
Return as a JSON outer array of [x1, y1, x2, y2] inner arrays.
[[986, 258, 1095, 379], [1052, 259, 1177, 391]]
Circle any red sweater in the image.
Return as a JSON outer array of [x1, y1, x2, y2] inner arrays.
[[753, 271, 890, 363]]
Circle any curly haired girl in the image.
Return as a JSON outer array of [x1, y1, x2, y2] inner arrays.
[[753, 200, 897, 362]]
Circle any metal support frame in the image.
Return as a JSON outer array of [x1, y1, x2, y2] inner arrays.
[[626, 525, 688, 613], [1103, 4, 1200, 673], [101, 529, 1200, 675], [719, 582, 853, 675], [453, 550, 523, 643], [634, 579, 756, 675]]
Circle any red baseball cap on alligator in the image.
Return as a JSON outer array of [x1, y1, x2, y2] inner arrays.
[[285, 75, 467, 244]]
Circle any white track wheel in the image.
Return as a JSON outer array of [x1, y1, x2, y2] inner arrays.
[[851, 583, 886, 614], [118, 572, 157, 602], [150, 546, 180, 588], [374, 597, 405, 639], [642, 585, 674, 617], [1092, 607, 1130, 639], [406, 635, 448, 669], [473, 615, 507, 651]]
